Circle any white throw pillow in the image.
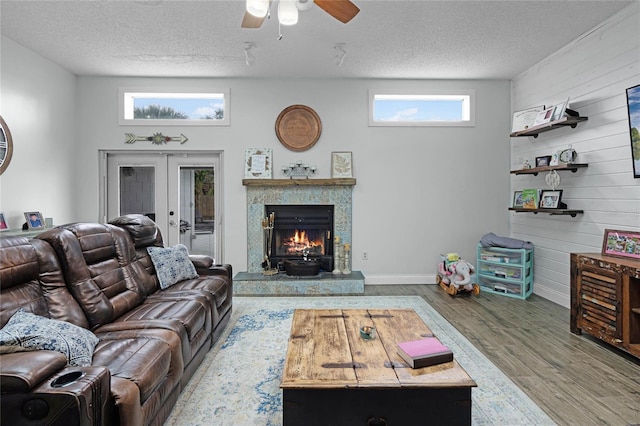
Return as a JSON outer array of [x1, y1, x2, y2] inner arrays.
[[0, 309, 98, 367], [147, 244, 198, 290]]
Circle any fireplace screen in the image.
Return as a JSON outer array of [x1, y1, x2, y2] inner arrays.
[[266, 204, 334, 269]]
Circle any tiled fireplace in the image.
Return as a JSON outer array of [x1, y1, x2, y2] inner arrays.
[[235, 178, 364, 295]]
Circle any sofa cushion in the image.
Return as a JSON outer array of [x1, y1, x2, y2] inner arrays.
[[147, 245, 198, 290], [0, 309, 98, 367]]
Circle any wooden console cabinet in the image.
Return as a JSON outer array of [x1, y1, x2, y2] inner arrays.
[[570, 253, 640, 359]]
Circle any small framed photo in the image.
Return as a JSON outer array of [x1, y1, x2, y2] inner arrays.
[[601, 229, 640, 260], [539, 190, 563, 208], [512, 191, 524, 208], [245, 148, 272, 179], [24, 211, 45, 230], [0, 212, 9, 231], [533, 107, 555, 126], [535, 155, 552, 167], [550, 97, 570, 121], [331, 152, 353, 178], [549, 151, 560, 166], [521, 189, 540, 209]]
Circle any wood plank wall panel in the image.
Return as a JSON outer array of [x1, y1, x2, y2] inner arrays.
[[510, 3, 640, 308]]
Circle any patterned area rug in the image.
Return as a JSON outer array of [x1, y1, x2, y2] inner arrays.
[[166, 296, 555, 425]]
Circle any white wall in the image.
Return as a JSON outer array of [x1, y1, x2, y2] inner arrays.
[[510, 3, 640, 308], [75, 77, 511, 281], [0, 36, 77, 228]]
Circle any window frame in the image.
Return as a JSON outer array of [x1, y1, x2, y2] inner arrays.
[[119, 88, 230, 126], [368, 89, 475, 127]]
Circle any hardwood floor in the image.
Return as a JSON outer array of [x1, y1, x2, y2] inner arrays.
[[364, 284, 640, 426]]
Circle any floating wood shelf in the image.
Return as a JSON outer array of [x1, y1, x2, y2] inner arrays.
[[242, 178, 356, 187], [511, 163, 588, 176], [510, 116, 588, 138], [509, 207, 583, 217]]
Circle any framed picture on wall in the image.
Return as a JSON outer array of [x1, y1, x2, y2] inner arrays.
[[245, 148, 272, 179], [331, 152, 353, 178], [601, 229, 640, 260], [24, 211, 45, 230]]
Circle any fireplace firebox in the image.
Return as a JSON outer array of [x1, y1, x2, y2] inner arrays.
[[265, 204, 334, 271]]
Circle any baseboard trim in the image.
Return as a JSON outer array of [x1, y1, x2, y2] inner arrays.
[[533, 283, 569, 308], [364, 274, 436, 285]]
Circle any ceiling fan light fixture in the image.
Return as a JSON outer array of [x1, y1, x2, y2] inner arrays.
[[278, 0, 298, 26], [246, 0, 269, 18]]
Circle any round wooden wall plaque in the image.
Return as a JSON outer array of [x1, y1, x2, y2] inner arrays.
[[275, 105, 322, 151]]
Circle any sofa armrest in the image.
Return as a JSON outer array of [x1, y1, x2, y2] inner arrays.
[[0, 351, 67, 392], [1, 354, 112, 426]]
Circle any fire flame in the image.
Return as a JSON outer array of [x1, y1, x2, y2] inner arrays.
[[282, 229, 324, 256]]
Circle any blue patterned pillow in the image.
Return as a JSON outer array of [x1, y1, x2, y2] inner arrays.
[[147, 244, 198, 290], [0, 309, 98, 367]]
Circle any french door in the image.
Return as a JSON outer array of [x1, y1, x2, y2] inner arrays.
[[101, 151, 222, 262]]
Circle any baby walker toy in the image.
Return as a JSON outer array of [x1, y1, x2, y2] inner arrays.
[[436, 253, 480, 296]]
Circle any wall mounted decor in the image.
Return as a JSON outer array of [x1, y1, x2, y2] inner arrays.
[[0, 115, 14, 175], [331, 152, 353, 178], [124, 132, 188, 145], [275, 105, 322, 151], [625, 84, 640, 178], [245, 148, 272, 179]]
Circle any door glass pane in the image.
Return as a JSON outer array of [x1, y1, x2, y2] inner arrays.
[[119, 166, 155, 220], [179, 167, 215, 258]]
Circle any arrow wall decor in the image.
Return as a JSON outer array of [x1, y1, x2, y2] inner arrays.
[[125, 132, 188, 145]]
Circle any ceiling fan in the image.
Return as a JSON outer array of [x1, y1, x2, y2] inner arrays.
[[241, 0, 360, 28]]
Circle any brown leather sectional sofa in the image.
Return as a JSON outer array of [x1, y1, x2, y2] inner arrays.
[[0, 214, 233, 426]]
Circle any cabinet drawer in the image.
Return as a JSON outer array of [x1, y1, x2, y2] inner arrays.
[[478, 249, 530, 266], [478, 263, 530, 281], [478, 276, 530, 296]]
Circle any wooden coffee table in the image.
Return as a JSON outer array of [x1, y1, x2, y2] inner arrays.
[[280, 309, 477, 425]]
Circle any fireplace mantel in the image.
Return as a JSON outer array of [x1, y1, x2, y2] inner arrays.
[[243, 178, 356, 187]]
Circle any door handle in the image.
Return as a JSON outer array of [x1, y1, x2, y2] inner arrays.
[[169, 220, 178, 226]]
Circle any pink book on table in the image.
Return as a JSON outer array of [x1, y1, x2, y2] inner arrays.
[[397, 337, 450, 357]]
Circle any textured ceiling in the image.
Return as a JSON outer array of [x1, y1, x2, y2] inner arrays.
[[0, 0, 634, 80]]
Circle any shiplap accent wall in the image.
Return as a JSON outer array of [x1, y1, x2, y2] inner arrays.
[[510, 2, 640, 308]]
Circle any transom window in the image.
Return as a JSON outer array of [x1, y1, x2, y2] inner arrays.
[[369, 90, 475, 127], [119, 88, 229, 126]]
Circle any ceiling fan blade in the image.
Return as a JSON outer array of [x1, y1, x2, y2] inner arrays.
[[314, 0, 359, 24], [242, 11, 267, 28]]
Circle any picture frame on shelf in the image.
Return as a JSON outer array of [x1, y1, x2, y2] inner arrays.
[[601, 229, 640, 260], [535, 155, 552, 167], [539, 190, 563, 208], [331, 151, 353, 178], [520, 189, 540, 209], [533, 107, 555, 126], [549, 151, 560, 166], [24, 211, 45, 230], [512, 191, 524, 208], [0, 212, 9, 231], [550, 97, 570, 121], [511, 105, 545, 132], [244, 148, 272, 179]]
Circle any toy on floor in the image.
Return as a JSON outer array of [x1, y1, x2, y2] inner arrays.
[[436, 253, 480, 296]]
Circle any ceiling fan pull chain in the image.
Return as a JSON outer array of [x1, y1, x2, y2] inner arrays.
[[278, 21, 283, 40]]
